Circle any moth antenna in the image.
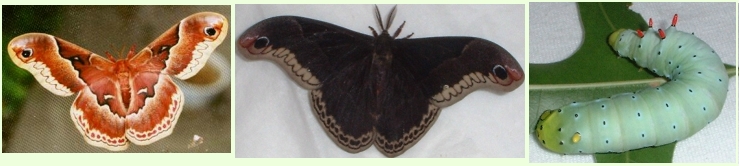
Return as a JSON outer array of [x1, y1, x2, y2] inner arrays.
[[369, 26, 378, 37], [105, 51, 115, 60], [118, 45, 126, 59], [106, 44, 118, 60], [115, 45, 127, 60], [374, 5, 385, 31], [385, 5, 397, 31], [127, 44, 137, 59], [636, 29, 644, 38], [671, 14, 678, 27], [648, 18, 653, 28], [392, 21, 406, 38], [658, 29, 666, 39]]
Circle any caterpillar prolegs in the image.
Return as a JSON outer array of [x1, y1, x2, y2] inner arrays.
[[534, 14, 729, 154]]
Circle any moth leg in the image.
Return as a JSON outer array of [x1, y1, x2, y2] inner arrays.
[[390, 20, 414, 39], [369, 26, 379, 37]]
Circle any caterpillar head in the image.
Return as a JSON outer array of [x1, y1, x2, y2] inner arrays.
[[535, 109, 567, 154], [608, 29, 627, 49]]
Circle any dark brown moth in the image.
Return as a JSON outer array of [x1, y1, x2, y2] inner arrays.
[[238, 5, 524, 157]]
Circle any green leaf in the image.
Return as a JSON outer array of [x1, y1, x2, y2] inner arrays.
[[530, 2, 737, 163], [595, 142, 676, 163], [529, 2, 651, 85]]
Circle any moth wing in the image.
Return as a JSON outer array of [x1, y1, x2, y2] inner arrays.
[[6, 33, 105, 96], [367, 37, 523, 156], [239, 16, 375, 89], [7, 33, 131, 150], [370, 66, 442, 157], [124, 74, 184, 145], [242, 16, 381, 153], [132, 12, 229, 80], [71, 85, 128, 151], [121, 12, 225, 145], [392, 37, 524, 107]]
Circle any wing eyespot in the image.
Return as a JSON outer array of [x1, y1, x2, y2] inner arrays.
[[21, 48, 33, 58], [254, 36, 270, 49], [204, 27, 217, 36], [492, 65, 508, 80]]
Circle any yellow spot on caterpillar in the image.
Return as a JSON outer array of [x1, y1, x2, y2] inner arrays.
[[572, 132, 581, 143]]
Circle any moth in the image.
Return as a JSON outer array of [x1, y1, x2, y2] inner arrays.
[[534, 14, 729, 154], [6, 12, 229, 151], [238, 5, 524, 157]]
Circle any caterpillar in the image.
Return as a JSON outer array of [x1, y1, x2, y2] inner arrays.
[[534, 14, 729, 154]]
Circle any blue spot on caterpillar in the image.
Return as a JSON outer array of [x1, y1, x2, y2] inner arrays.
[[534, 14, 730, 154]]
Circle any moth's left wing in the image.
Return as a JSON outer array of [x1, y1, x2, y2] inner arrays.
[[8, 33, 130, 151], [7, 33, 92, 96]]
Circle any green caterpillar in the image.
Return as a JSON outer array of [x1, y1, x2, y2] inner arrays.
[[535, 14, 729, 154]]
